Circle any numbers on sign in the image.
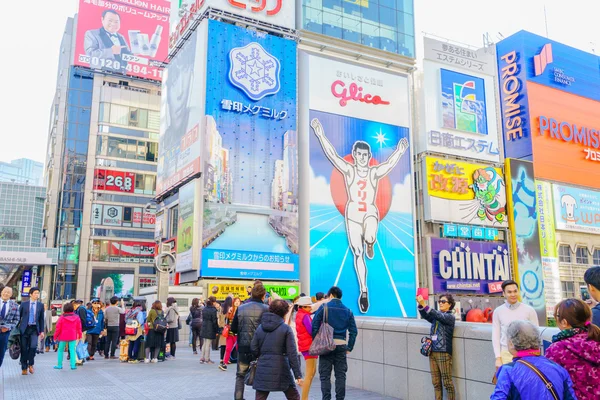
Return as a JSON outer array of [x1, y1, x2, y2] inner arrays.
[[105, 174, 133, 191]]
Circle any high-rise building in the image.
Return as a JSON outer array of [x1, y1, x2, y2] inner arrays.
[[0, 158, 44, 186]]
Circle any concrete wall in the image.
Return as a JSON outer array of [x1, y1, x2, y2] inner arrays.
[[347, 317, 559, 400]]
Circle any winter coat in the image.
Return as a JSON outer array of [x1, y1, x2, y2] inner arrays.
[[546, 332, 600, 400], [491, 355, 577, 400], [54, 313, 83, 342], [295, 308, 313, 352], [189, 306, 203, 328], [218, 310, 228, 347], [75, 306, 89, 332], [251, 312, 302, 392], [418, 305, 456, 355], [87, 310, 105, 335], [312, 299, 358, 351], [231, 298, 268, 351], [166, 306, 180, 329], [592, 304, 600, 328], [200, 305, 218, 339]]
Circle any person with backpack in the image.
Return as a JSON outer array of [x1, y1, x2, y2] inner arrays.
[[165, 297, 180, 360], [53, 302, 82, 371], [71, 299, 94, 366], [125, 300, 146, 364], [85, 299, 104, 360], [103, 296, 125, 360], [146, 300, 166, 363]]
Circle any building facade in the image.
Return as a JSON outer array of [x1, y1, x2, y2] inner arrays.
[[0, 158, 44, 186]]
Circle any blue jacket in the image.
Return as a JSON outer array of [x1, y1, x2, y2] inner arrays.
[[418, 305, 455, 355], [87, 310, 105, 335], [491, 356, 577, 400], [591, 304, 600, 328], [18, 301, 45, 335], [312, 299, 357, 352]]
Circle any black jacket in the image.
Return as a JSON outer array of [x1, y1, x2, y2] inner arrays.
[[418, 305, 455, 355], [231, 298, 268, 351], [251, 312, 302, 392], [200, 305, 218, 339], [189, 305, 203, 328], [76, 306, 89, 332]]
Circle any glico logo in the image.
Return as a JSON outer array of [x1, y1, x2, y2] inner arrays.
[[534, 43, 553, 76], [330, 80, 390, 107]]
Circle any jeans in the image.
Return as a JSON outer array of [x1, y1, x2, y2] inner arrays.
[[0, 330, 9, 367], [86, 334, 99, 357], [255, 385, 301, 400], [319, 345, 348, 400], [234, 351, 254, 400], [191, 325, 203, 352], [20, 325, 39, 370], [201, 338, 213, 361], [128, 336, 142, 360], [57, 341, 77, 369], [105, 326, 119, 357]]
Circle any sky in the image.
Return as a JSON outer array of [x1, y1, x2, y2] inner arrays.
[[1, 0, 600, 166]]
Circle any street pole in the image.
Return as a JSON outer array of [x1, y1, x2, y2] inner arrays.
[[155, 253, 175, 304]]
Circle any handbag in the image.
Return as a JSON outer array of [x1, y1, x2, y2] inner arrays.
[[9, 336, 21, 360], [420, 321, 438, 357], [76, 341, 90, 360], [245, 360, 258, 386], [222, 324, 230, 338], [309, 305, 337, 356], [125, 319, 140, 336], [517, 359, 560, 400]]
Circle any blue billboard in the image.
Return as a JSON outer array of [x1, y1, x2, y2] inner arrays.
[[200, 20, 299, 280], [553, 183, 600, 235], [441, 69, 488, 135]]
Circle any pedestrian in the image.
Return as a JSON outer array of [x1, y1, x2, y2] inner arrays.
[[492, 280, 539, 368], [104, 296, 125, 360], [311, 286, 358, 400], [231, 284, 269, 400], [491, 320, 576, 400], [37, 304, 52, 354], [218, 297, 233, 367], [145, 300, 165, 363], [97, 302, 107, 357], [53, 302, 82, 371], [86, 299, 105, 360], [584, 266, 600, 326], [295, 296, 317, 400], [251, 299, 303, 400], [165, 297, 180, 360], [125, 300, 146, 364], [545, 298, 600, 400], [45, 308, 58, 352], [18, 287, 45, 375], [200, 295, 218, 364], [0, 286, 20, 368], [221, 297, 241, 371], [417, 294, 456, 400], [189, 297, 204, 354]]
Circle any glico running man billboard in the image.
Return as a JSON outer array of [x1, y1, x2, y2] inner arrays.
[[497, 31, 600, 189], [74, 0, 170, 81], [307, 54, 416, 317], [200, 20, 298, 281]]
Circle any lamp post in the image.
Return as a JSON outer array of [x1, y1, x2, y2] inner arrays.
[[155, 253, 175, 304]]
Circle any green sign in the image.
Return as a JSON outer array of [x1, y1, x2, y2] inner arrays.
[[265, 284, 300, 300]]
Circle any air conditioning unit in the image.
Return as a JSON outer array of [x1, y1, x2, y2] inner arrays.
[[160, 243, 171, 254]]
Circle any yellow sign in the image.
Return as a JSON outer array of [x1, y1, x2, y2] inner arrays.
[[208, 284, 249, 301]]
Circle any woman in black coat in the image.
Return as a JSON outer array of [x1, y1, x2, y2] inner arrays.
[[199, 296, 218, 364], [251, 299, 303, 400]]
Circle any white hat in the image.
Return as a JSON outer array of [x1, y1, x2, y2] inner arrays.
[[296, 296, 313, 307]]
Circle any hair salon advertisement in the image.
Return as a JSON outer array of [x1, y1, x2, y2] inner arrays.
[[74, 0, 170, 81]]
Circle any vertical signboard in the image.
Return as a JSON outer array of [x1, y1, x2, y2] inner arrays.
[[74, 0, 170, 81], [307, 54, 416, 317], [200, 20, 298, 280], [176, 180, 195, 272], [505, 159, 546, 321], [536, 180, 561, 316]]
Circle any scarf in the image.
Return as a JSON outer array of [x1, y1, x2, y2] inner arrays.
[[552, 327, 586, 343]]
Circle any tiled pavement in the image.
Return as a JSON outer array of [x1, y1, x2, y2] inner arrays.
[[1, 344, 397, 400]]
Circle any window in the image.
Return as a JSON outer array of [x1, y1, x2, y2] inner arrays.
[[101, 103, 159, 130], [559, 245, 571, 263], [576, 246, 589, 265], [593, 249, 600, 265], [109, 104, 129, 126], [98, 135, 158, 163], [561, 281, 575, 298], [169, 207, 178, 238]]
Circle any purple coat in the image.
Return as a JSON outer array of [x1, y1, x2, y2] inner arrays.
[[546, 332, 600, 400]]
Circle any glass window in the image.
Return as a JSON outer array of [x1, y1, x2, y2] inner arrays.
[[146, 142, 157, 162], [561, 281, 575, 298], [127, 139, 137, 159], [109, 104, 129, 126], [322, 11, 343, 39], [107, 137, 126, 158], [148, 111, 160, 131], [559, 245, 571, 263], [576, 247, 589, 264], [304, 6, 323, 34], [129, 108, 140, 127], [139, 266, 156, 275], [396, 11, 414, 37], [594, 249, 600, 265], [170, 207, 178, 238], [99, 103, 109, 122], [145, 175, 156, 195], [135, 174, 144, 193], [97, 135, 106, 156], [362, 22, 380, 49], [137, 140, 146, 160], [139, 109, 149, 129]]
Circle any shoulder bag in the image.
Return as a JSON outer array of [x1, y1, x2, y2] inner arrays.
[[308, 305, 336, 356], [516, 359, 560, 400], [245, 330, 273, 386], [420, 321, 438, 357]]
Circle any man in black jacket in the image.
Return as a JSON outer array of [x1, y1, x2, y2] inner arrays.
[[231, 284, 268, 400]]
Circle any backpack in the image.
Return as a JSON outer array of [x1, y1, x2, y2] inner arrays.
[[84, 308, 97, 330], [125, 309, 141, 335], [154, 312, 168, 333]]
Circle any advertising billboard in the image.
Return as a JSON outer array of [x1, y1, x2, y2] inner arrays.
[[430, 238, 509, 295], [157, 24, 207, 196], [93, 169, 135, 193], [108, 240, 156, 263], [91, 268, 135, 298], [552, 183, 600, 234], [422, 156, 507, 227], [307, 54, 416, 317], [74, 0, 170, 81], [505, 159, 546, 321], [208, 282, 300, 301], [421, 37, 500, 162], [91, 204, 156, 228], [176, 180, 196, 272], [0, 226, 25, 242], [200, 20, 298, 281]]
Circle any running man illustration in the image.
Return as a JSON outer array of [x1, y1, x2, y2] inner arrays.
[[311, 118, 409, 313]]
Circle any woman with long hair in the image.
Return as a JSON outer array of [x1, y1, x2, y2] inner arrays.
[[145, 300, 165, 363], [218, 297, 233, 367], [85, 299, 105, 360], [220, 297, 241, 371], [165, 297, 180, 359], [125, 300, 146, 364], [189, 297, 204, 354], [295, 296, 317, 400], [546, 298, 600, 400], [199, 296, 219, 364]]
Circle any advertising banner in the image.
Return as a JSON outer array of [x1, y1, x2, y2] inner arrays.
[[307, 54, 416, 317], [552, 184, 600, 234], [208, 283, 300, 301], [536, 180, 561, 315], [176, 180, 195, 272], [422, 156, 507, 227], [430, 238, 509, 295], [109, 241, 156, 263], [91, 203, 155, 228], [93, 169, 135, 193], [0, 226, 25, 242], [21, 270, 32, 295], [74, 0, 170, 81], [103, 205, 123, 226], [91, 268, 135, 298], [200, 20, 298, 281], [505, 159, 546, 321], [157, 24, 207, 195]]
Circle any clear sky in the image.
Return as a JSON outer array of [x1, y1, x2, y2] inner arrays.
[[1, 0, 599, 166]]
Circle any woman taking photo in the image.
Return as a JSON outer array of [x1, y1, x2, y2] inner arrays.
[[220, 297, 241, 371], [417, 294, 456, 400], [125, 300, 146, 364], [251, 299, 303, 400], [295, 296, 317, 400], [546, 298, 600, 400], [189, 298, 204, 355], [165, 297, 180, 360], [200, 296, 219, 364], [145, 300, 165, 363]]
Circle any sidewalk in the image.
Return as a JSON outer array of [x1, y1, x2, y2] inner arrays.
[[1, 343, 397, 399]]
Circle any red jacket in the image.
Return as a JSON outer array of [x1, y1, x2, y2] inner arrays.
[[54, 313, 82, 342], [295, 308, 313, 352]]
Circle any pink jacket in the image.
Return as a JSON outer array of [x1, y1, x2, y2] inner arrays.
[[546, 332, 600, 400], [54, 313, 82, 342]]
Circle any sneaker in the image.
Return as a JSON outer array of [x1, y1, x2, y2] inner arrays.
[[151, 359, 158, 363], [219, 363, 228, 371], [359, 291, 369, 313], [129, 360, 139, 364], [71, 367, 77, 370], [207, 360, 215, 365], [144, 359, 150, 364], [53, 366, 62, 370], [199, 358, 205, 364]]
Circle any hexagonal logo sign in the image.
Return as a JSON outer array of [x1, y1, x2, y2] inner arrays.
[[228, 42, 281, 101], [107, 207, 119, 218]]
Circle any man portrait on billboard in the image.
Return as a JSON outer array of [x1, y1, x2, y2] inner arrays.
[[311, 118, 409, 313], [84, 10, 132, 74]]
